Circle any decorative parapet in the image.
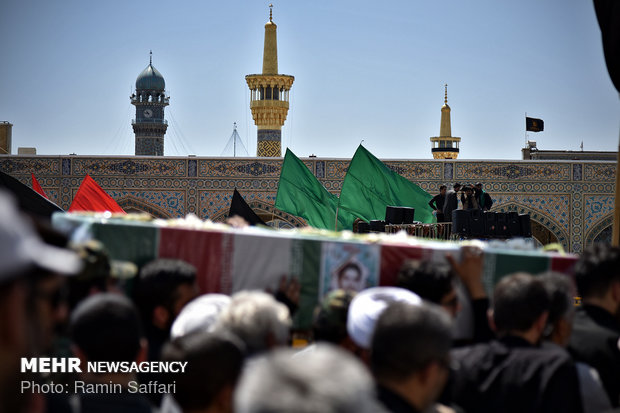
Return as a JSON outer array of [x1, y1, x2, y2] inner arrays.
[[1, 156, 615, 253], [245, 74, 294, 90]]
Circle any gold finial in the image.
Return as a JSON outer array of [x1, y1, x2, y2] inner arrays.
[[444, 83, 448, 104], [269, 4, 273, 22]]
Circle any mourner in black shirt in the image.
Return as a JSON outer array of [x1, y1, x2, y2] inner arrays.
[[428, 185, 447, 222], [448, 273, 583, 413]]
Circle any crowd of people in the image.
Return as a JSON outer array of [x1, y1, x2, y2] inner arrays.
[[2, 188, 620, 413], [428, 183, 493, 223]]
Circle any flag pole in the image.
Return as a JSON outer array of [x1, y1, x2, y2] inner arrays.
[[334, 206, 339, 231], [525, 112, 527, 147]]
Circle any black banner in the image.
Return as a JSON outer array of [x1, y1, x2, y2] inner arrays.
[[228, 188, 266, 226], [526, 117, 544, 132]]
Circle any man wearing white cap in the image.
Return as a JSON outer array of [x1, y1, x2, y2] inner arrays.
[[170, 294, 231, 340], [346, 286, 421, 364]]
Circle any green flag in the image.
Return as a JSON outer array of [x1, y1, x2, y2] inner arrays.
[[275, 148, 356, 231], [337, 145, 435, 227]]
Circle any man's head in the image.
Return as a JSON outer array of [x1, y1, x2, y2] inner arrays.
[[136, 259, 199, 331], [170, 294, 231, 340], [491, 273, 550, 343], [70, 293, 144, 363], [463, 185, 474, 195], [475, 182, 483, 190], [574, 243, 620, 317], [68, 240, 119, 310], [439, 185, 447, 195], [214, 291, 290, 356], [371, 302, 453, 411], [235, 344, 377, 413], [453, 183, 462, 191], [8, 198, 82, 355], [540, 272, 575, 347], [313, 289, 356, 345], [347, 287, 421, 364], [0, 191, 80, 411], [337, 262, 362, 291], [162, 331, 244, 413], [397, 260, 459, 317]]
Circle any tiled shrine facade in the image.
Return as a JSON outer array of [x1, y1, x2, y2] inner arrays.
[[1, 155, 616, 253]]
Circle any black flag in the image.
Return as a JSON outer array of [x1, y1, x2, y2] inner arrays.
[[0, 170, 63, 221], [594, 0, 620, 93], [526, 117, 544, 132], [228, 188, 266, 226]]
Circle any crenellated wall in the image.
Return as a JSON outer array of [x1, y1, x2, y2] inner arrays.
[[1, 155, 616, 253]]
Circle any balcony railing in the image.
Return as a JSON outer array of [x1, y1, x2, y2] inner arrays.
[[132, 119, 168, 125]]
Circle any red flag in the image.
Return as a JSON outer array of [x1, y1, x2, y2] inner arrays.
[[69, 174, 125, 213], [31, 173, 49, 199]]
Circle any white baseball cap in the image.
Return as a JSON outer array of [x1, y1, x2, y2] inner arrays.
[[0, 191, 82, 282]]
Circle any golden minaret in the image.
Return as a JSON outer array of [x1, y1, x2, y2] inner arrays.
[[246, 5, 294, 157], [430, 84, 461, 159]]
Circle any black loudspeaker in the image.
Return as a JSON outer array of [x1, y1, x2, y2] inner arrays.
[[402, 207, 415, 224], [385, 206, 403, 224], [496, 213, 510, 237], [357, 222, 370, 234], [385, 206, 415, 225], [484, 212, 497, 237], [369, 220, 386, 232], [469, 209, 484, 237], [507, 212, 521, 237], [519, 214, 532, 237], [452, 210, 470, 236]]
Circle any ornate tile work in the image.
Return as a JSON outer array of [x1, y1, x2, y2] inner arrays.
[[455, 163, 571, 181], [419, 182, 438, 193], [444, 163, 454, 180], [200, 178, 278, 191], [188, 159, 197, 177], [107, 190, 186, 217], [199, 190, 276, 219], [62, 159, 71, 175], [571, 191, 583, 251], [73, 159, 186, 176], [315, 161, 326, 178], [585, 214, 614, 245], [325, 160, 349, 179], [0, 158, 60, 174], [584, 164, 616, 181], [257, 140, 281, 157], [384, 162, 441, 180], [4, 155, 616, 253], [44, 189, 60, 205], [320, 180, 343, 192], [491, 194, 570, 235], [237, 162, 279, 176], [583, 195, 615, 229], [199, 159, 281, 178]]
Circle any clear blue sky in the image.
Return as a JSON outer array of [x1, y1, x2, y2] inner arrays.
[[1, 0, 618, 160]]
